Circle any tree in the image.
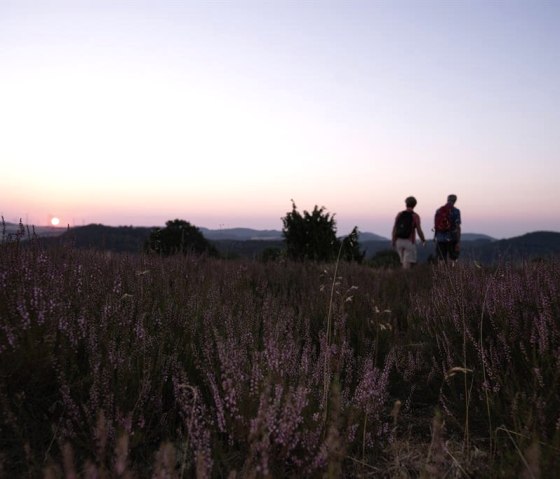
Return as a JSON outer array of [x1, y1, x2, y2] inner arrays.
[[340, 226, 366, 263], [144, 219, 218, 257], [282, 201, 363, 262]]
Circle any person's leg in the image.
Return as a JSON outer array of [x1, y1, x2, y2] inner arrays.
[[395, 238, 406, 267], [449, 241, 460, 262], [436, 242, 448, 262], [401, 239, 416, 269]]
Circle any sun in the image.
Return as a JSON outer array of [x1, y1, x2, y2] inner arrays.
[[51, 217, 60, 226]]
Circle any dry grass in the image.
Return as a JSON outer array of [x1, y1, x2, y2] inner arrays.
[[1, 234, 559, 477]]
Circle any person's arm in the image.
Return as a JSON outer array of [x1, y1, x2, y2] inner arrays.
[[454, 210, 461, 249], [455, 224, 461, 250], [417, 225, 426, 244], [391, 214, 398, 247], [415, 214, 426, 245]]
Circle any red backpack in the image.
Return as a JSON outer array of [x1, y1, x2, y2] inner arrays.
[[434, 204, 452, 233]]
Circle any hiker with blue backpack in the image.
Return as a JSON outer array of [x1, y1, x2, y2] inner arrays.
[[392, 196, 427, 269], [434, 194, 462, 263]]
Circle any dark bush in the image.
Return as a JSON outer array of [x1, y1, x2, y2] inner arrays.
[[144, 219, 218, 257]]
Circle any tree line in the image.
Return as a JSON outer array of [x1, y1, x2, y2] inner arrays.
[[145, 200, 366, 263]]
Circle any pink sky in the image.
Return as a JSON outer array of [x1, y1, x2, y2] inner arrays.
[[2, 1, 559, 239]]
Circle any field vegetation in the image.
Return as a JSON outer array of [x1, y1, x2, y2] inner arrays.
[[1, 230, 559, 477]]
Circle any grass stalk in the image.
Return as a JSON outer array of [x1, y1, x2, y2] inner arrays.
[[322, 241, 344, 422], [495, 426, 537, 479]]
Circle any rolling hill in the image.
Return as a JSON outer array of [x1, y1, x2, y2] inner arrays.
[[4, 222, 559, 264]]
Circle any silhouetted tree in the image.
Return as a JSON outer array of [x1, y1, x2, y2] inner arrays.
[[145, 219, 218, 257], [340, 226, 366, 263], [282, 200, 364, 263]]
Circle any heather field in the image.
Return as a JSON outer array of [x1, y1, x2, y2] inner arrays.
[[1, 238, 559, 478]]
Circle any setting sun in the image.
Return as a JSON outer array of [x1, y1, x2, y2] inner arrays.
[[51, 217, 60, 226]]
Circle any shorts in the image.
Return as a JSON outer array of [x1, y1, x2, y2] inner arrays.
[[395, 238, 417, 264]]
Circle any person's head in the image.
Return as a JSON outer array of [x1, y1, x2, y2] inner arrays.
[[405, 196, 417, 208], [447, 194, 457, 205]]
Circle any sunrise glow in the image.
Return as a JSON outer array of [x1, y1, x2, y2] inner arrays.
[[1, 1, 559, 239]]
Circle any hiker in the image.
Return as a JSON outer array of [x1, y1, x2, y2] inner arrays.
[[434, 194, 462, 263], [392, 196, 426, 269]]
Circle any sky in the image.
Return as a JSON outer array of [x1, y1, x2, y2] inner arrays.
[[1, 0, 559, 239]]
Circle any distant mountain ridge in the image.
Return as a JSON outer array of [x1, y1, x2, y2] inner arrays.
[[199, 227, 390, 242], [460, 233, 495, 241], [361, 231, 560, 264], [199, 229, 495, 242], [198, 227, 283, 241], [467, 231, 560, 264], [4, 222, 560, 264], [0, 222, 496, 243]]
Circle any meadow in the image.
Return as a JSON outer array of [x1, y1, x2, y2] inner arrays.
[[1, 234, 559, 477]]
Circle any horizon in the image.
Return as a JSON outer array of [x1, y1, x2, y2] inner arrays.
[[2, 1, 559, 240], [3, 216, 559, 242], [3, 197, 559, 241]]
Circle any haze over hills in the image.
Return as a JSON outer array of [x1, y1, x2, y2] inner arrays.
[[1, 222, 491, 243], [1, 222, 67, 238], [200, 228, 496, 243], [198, 227, 391, 242], [198, 227, 284, 241], [3, 221, 560, 264]]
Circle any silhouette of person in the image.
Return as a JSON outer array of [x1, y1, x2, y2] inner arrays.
[[392, 196, 426, 269], [434, 194, 462, 263]]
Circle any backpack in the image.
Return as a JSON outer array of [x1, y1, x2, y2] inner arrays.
[[395, 210, 414, 239], [434, 204, 452, 233]]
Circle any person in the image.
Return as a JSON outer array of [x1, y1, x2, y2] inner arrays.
[[434, 194, 461, 263], [392, 196, 426, 269]]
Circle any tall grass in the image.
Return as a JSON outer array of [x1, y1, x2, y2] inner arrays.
[[414, 261, 560, 475], [1, 236, 559, 477]]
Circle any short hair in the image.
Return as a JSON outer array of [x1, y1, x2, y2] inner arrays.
[[405, 196, 417, 208], [447, 194, 457, 204]]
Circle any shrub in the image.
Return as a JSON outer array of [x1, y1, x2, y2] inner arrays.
[[282, 200, 339, 262], [144, 219, 218, 257]]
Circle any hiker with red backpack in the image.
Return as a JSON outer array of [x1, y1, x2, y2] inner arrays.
[[392, 196, 426, 269], [434, 194, 462, 263]]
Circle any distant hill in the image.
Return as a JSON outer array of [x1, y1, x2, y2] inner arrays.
[[199, 227, 389, 242], [196, 228, 498, 244], [357, 232, 389, 241], [199, 227, 282, 241], [461, 233, 495, 241], [461, 231, 560, 264], [39, 224, 153, 253], [362, 231, 559, 264], [1, 221, 67, 239], [5, 222, 559, 264]]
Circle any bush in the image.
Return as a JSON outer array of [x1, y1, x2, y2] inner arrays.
[[282, 201, 339, 262], [144, 219, 218, 257], [282, 201, 363, 263]]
